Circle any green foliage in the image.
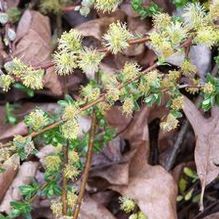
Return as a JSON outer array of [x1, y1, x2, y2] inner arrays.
[[13, 136, 36, 160], [6, 7, 21, 23], [201, 74, 219, 111], [177, 167, 199, 203], [19, 182, 40, 200], [5, 103, 18, 125], [9, 201, 31, 218], [42, 180, 62, 198], [13, 83, 35, 97], [131, 0, 160, 18]]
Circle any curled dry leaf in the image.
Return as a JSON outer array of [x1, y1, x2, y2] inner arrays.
[[183, 96, 219, 211], [0, 161, 39, 213], [0, 154, 20, 202]]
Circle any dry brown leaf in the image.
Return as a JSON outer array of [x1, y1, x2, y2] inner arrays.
[[13, 10, 51, 65], [6, 0, 19, 9], [94, 106, 177, 218], [110, 106, 177, 219], [111, 143, 178, 219], [76, 13, 125, 41], [183, 96, 219, 210], [0, 161, 39, 213], [0, 121, 28, 142], [13, 9, 62, 96], [43, 66, 63, 96], [80, 195, 116, 219], [0, 154, 20, 202]]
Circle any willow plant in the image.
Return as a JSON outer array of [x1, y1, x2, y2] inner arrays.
[[0, 1, 219, 218]]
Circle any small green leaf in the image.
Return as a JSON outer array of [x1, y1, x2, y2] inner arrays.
[[19, 182, 39, 200], [183, 167, 196, 178], [179, 178, 187, 193], [184, 188, 194, 201]]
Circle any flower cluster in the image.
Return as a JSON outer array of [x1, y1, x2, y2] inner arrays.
[[78, 48, 104, 77], [160, 113, 179, 132], [81, 82, 101, 102], [61, 119, 80, 140], [149, 2, 219, 61], [62, 103, 79, 121], [119, 196, 136, 213], [103, 22, 133, 54], [13, 135, 36, 160], [25, 109, 49, 131], [50, 199, 63, 218], [2, 58, 44, 91], [44, 154, 62, 172], [161, 70, 180, 89], [54, 29, 104, 76], [0, 74, 14, 92], [94, 0, 122, 13], [129, 211, 147, 219], [202, 82, 215, 95], [63, 163, 79, 179], [121, 62, 141, 81]]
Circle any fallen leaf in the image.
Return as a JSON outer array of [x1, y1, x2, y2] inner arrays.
[[79, 195, 116, 219], [0, 161, 39, 213], [203, 212, 219, 219], [183, 96, 219, 210], [13, 9, 62, 96], [76, 14, 125, 41], [110, 106, 177, 219], [13, 10, 51, 65], [0, 154, 20, 202], [43, 66, 63, 96], [0, 121, 28, 142], [111, 143, 178, 219], [6, 0, 19, 9]]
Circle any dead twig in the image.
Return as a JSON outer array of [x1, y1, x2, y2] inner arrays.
[[72, 111, 96, 219]]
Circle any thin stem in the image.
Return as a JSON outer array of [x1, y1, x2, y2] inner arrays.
[[56, 12, 62, 38], [62, 141, 69, 215], [33, 36, 150, 70], [72, 111, 96, 219]]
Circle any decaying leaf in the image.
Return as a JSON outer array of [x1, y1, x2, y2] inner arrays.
[[183, 96, 219, 210], [13, 9, 62, 96], [80, 195, 116, 219], [111, 142, 178, 219], [92, 106, 178, 218], [0, 154, 20, 202], [0, 161, 38, 213]]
